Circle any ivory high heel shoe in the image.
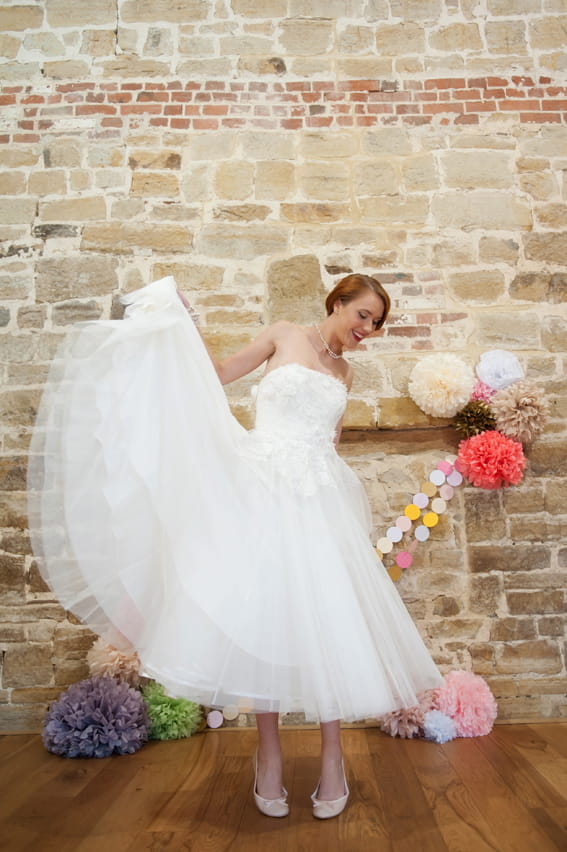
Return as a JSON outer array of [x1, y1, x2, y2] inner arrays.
[[311, 759, 349, 819], [253, 750, 289, 818]]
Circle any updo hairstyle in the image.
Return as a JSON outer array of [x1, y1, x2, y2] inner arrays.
[[325, 274, 391, 331]]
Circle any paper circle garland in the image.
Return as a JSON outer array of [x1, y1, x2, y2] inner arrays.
[[396, 516, 412, 532], [415, 525, 430, 542], [404, 504, 421, 521], [206, 710, 224, 728]]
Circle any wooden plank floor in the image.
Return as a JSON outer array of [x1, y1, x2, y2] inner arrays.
[[0, 724, 565, 851]]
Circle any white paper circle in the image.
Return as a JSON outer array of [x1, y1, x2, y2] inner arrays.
[[431, 497, 447, 514], [376, 537, 393, 554], [386, 526, 403, 543], [413, 492, 429, 509], [447, 470, 463, 487], [429, 469, 446, 486], [223, 704, 239, 721], [415, 525, 430, 542]]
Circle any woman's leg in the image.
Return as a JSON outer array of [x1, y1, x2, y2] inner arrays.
[[255, 712, 284, 798], [317, 720, 346, 800]]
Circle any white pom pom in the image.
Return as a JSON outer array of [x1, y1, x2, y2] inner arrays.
[[476, 349, 524, 390], [409, 354, 475, 418]]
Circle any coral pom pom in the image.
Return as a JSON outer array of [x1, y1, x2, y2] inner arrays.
[[436, 671, 497, 738], [458, 430, 526, 489]]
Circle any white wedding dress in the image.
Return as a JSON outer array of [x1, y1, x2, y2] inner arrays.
[[28, 276, 442, 723]]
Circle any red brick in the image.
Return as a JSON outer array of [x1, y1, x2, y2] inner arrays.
[[424, 78, 466, 90], [170, 118, 191, 129], [203, 105, 228, 116], [149, 117, 168, 127], [401, 116, 432, 125], [171, 92, 196, 102], [396, 104, 420, 114], [455, 89, 481, 100], [13, 134, 39, 142], [483, 88, 506, 99], [145, 82, 166, 90], [423, 102, 464, 114], [195, 92, 211, 102], [101, 117, 122, 127], [465, 101, 496, 112], [221, 118, 246, 128], [512, 75, 535, 87], [167, 80, 183, 90], [184, 82, 201, 90], [18, 95, 40, 105], [338, 79, 381, 92], [205, 81, 225, 90], [388, 326, 432, 337], [192, 118, 219, 130], [164, 104, 182, 115], [455, 114, 479, 124], [56, 83, 95, 92], [183, 105, 199, 115], [520, 112, 562, 123], [76, 104, 117, 115], [542, 100, 567, 110], [499, 99, 540, 110], [122, 83, 143, 91], [137, 91, 169, 102], [108, 92, 132, 103], [355, 116, 376, 126], [119, 104, 163, 115]]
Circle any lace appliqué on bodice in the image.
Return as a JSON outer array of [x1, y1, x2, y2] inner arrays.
[[242, 363, 350, 497]]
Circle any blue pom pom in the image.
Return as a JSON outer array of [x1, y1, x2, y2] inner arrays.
[[423, 709, 457, 744], [42, 676, 149, 758]]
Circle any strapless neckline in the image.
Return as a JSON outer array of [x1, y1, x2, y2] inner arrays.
[[261, 362, 348, 394]]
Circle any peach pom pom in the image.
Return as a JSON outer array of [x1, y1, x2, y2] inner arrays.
[[458, 430, 526, 489], [87, 638, 141, 687], [380, 689, 439, 738], [436, 670, 497, 737]]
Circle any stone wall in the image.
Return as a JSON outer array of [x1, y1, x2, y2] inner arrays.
[[0, 1, 566, 731]]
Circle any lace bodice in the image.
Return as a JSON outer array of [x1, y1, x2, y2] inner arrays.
[[242, 363, 351, 496]]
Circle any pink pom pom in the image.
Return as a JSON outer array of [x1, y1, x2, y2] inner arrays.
[[457, 430, 526, 489], [436, 671, 497, 737], [471, 379, 496, 404]]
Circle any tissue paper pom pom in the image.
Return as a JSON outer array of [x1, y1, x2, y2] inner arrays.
[[409, 354, 475, 418], [380, 689, 438, 739], [423, 710, 457, 744], [454, 400, 497, 438], [491, 381, 550, 444], [436, 671, 497, 738], [42, 677, 149, 758], [471, 380, 496, 404], [476, 350, 524, 390], [142, 682, 202, 741], [87, 638, 141, 687], [458, 430, 526, 489]]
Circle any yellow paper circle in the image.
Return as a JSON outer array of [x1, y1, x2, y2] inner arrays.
[[420, 481, 437, 497], [376, 537, 393, 554], [388, 564, 402, 582], [431, 497, 447, 514], [423, 511, 439, 528], [404, 503, 421, 521]]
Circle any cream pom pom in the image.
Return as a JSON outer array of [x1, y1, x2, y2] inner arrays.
[[408, 354, 475, 418], [476, 349, 524, 390]]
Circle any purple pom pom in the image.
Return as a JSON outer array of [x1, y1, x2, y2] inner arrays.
[[42, 676, 149, 758]]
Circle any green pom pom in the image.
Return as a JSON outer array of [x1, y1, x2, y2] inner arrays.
[[142, 681, 202, 740], [454, 400, 496, 438]]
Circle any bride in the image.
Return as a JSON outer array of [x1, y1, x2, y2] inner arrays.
[[29, 272, 442, 820]]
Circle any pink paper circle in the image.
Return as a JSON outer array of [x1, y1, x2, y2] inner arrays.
[[437, 460, 453, 475], [413, 492, 429, 509], [396, 515, 412, 532], [396, 551, 413, 569], [440, 484, 454, 500], [207, 710, 224, 728], [447, 470, 463, 487]]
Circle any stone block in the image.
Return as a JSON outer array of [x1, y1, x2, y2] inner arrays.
[[464, 490, 506, 541], [121, 0, 208, 23], [536, 204, 567, 230], [0, 553, 25, 600], [519, 172, 557, 201], [190, 133, 235, 161], [213, 204, 270, 221], [537, 616, 564, 637], [0, 389, 40, 427], [130, 172, 179, 197], [353, 161, 398, 196], [197, 223, 287, 259], [520, 126, 567, 158], [508, 517, 567, 542], [529, 16, 567, 49], [429, 23, 482, 51], [278, 19, 333, 55], [255, 161, 295, 200], [1, 173, 26, 195], [468, 545, 550, 573], [541, 317, 567, 354], [281, 203, 349, 223], [432, 595, 460, 616], [432, 192, 531, 230], [504, 570, 565, 590], [469, 643, 495, 673], [28, 171, 66, 197], [376, 23, 425, 54], [2, 643, 53, 688], [442, 152, 513, 189], [267, 254, 325, 324], [475, 311, 539, 347], [43, 60, 90, 78], [402, 154, 439, 192], [449, 270, 505, 304], [495, 640, 562, 674], [338, 25, 374, 53], [544, 481, 566, 514], [0, 34, 20, 59], [214, 161, 254, 200], [45, 0, 115, 26], [299, 162, 350, 202], [128, 150, 181, 170], [490, 617, 537, 641], [82, 223, 192, 254], [0, 199, 36, 226], [363, 128, 412, 156], [16, 304, 46, 328], [52, 300, 104, 325], [300, 132, 356, 160], [359, 196, 428, 226], [337, 57, 393, 78], [524, 233, 567, 266], [37, 255, 118, 302], [503, 487, 545, 514], [80, 29, 116, 56], [232, 0, 287, 14], [39, 197, 106, 222], [376, 397, 436, 428], [507, 590, 564, 615], [176, 58, 232, 77], [289, 0, 366, 14], [343, 399, 376, 429], [0, 5, 43, 31], [485, 20, 527, 54], [180, 165, 210, 203]]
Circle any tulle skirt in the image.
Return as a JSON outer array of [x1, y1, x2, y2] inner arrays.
[[28, 277, 442, 722]]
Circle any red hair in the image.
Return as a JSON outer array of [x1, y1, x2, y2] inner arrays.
[[325, 274, 390, 330]]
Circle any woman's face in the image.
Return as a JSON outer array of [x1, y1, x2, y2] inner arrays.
[[334, 291, 386, 349]]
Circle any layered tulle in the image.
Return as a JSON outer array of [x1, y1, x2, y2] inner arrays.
[[29, 276, 442, 723]]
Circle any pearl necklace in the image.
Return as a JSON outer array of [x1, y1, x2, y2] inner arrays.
[[315, 325, 342, 360]]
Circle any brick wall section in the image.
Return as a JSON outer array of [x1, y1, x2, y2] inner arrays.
[[0, 1, 566, 731]]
